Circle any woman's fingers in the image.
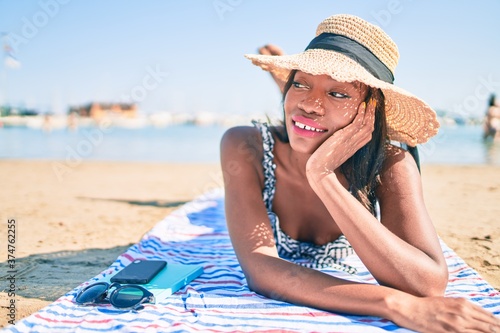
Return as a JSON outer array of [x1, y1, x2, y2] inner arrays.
[[403, 297, 500, 333], [346, 99, 375, 146], [468, 302, 500, 332], [364, 98, 376, 128], [348, 98, 375, 132]]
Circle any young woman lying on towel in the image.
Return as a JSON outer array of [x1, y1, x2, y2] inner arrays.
[[220, 13, 500, 333]]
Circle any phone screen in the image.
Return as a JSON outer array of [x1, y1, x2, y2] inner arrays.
[[110, 260, 167, 284]]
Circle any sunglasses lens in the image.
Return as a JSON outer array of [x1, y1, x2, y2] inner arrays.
[[75, 283, 108, 304], [110, 286, 146, 309]]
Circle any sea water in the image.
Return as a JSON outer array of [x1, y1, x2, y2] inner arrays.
[[417, 125, 500, 166], [0, 124, 499, 166], [0, 124, 226, 163]]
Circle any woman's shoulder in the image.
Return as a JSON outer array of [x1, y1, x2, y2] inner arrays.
[[221, 125, 261, 147], [220, 125, 269, 188], [222, 124, 260, 140], [377, 143, 422, 194], [384, 143, 421, 172], [220, 125, 264, 162], [221, 122, 284, 149]]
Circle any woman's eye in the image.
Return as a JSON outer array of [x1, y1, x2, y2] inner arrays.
[[329, 91, 350, 99], [292, 81, 307, 89]]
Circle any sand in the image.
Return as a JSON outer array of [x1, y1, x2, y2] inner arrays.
[[0, 160, 499, 328]]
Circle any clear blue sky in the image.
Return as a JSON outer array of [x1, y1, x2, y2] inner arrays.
[[1, 0, 499, 119]]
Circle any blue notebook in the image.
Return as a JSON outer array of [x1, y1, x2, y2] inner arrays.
[[103, 263, 203, 303]]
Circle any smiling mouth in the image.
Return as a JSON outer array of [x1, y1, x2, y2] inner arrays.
[[293, 120, 327, 133]]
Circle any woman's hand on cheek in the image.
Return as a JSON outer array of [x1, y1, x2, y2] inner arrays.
[[305, 99, 376, 188]]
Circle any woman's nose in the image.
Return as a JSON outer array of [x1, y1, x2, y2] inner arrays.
[[298, 95, 325, 115]]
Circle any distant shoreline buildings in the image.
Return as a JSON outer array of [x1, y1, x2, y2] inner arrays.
[[0, 102, 488, 130], [68, 102, 138, 120], [0, 101, 270, 129]]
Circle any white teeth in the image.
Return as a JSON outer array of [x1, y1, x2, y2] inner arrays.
[[294, 121, 325, 132]]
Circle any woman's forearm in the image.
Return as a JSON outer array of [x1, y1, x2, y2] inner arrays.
[[308, 172, 447, 296], [246, 253, 500, 333], [246, 253, 409, 321]]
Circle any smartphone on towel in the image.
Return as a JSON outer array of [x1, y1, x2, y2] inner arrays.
[[110, 260, 167, 284]]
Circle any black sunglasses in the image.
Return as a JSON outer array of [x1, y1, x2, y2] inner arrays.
[[74, 282, 155, 310]]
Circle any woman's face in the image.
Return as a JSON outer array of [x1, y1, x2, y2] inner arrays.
[[284, 71, 369, 154]]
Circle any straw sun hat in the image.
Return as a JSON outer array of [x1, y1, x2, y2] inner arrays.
[[245, 14, 439, 146]]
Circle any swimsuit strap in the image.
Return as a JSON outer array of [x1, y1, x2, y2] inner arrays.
[[252, 120, 277, 211]]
